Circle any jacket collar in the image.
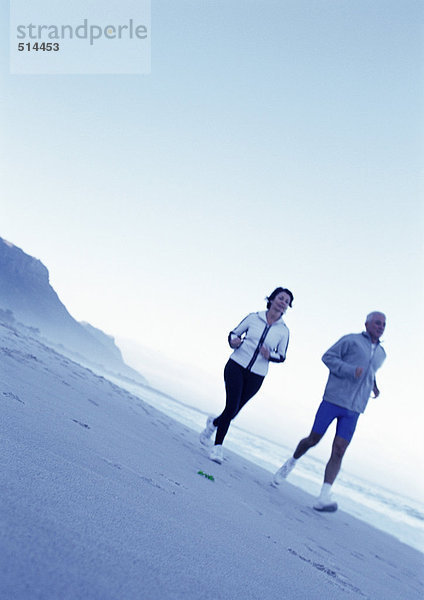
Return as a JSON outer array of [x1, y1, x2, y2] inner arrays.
[[361, 331, 381, 345], [258, 310, 284, 325]]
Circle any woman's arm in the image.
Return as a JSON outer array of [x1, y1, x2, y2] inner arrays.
[[228, 314, 252, 348]]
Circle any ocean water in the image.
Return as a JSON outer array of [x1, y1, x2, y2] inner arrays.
[[117, 379, 424, 554]]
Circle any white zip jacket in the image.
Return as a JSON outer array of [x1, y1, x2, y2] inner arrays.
[[229, 311, 290, 376]]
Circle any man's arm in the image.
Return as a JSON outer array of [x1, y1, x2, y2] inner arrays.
[[322, 336, 358, 379]]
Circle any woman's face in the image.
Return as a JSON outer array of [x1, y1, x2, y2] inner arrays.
[[270, 292, 291, 314]]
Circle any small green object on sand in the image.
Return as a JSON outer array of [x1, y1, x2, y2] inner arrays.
[[197, 470, 215, 481]]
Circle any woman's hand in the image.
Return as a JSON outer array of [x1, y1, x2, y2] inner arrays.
[[230, 336, 242, 349], [259, 345, 270, 360]]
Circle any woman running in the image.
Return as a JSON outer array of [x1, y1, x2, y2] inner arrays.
[[200, 286, 293, 464]]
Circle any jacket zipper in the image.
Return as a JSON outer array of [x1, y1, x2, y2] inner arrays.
[[351, 340, 379, 408], [246, 324, 270, 371]]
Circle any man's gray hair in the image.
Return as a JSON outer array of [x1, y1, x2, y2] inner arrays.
[[366, 311, 386, 323]]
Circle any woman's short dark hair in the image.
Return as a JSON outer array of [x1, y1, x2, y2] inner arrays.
[[266, 287, 294, 309]]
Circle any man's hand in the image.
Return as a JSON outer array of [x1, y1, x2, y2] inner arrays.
[[355, 367, 364, 378], [372, 383, 380, 398]]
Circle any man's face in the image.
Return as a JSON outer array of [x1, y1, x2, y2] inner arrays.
[[365, 313, 386, 341]]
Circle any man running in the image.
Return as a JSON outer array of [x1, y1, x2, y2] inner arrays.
[[272, 312, 386, 512]]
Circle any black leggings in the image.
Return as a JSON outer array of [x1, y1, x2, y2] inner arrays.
[[214, 359, 265, 445]]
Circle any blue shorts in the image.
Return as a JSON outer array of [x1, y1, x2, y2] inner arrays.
[[311, 400, 360, 443]]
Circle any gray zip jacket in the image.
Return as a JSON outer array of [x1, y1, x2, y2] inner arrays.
[[229, 311, 290, 376], [322, 332, 386, 414]]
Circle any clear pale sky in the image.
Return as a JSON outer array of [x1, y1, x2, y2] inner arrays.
[[1, 1, 423, 500]]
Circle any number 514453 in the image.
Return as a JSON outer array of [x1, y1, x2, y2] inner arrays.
[[18, 42, 59, 51]]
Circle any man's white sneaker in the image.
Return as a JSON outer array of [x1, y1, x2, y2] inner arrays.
[[209, 444, 223, 464], [313, 497, 338, 512], [272, 457, 296, 486], [199, 416, 217, 447]]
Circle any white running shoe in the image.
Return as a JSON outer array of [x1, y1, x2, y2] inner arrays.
[[199, 415, 217, 447], [313, 496, 338, 512], [209, 444, 223, 464], [272, 457, 297, 486]]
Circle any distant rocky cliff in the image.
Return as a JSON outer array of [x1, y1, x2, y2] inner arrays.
[[0, 236, 147, 385]]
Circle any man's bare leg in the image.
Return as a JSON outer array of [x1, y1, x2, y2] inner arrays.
[[293, 431, 323, 459], [273, 431, 323, 485], [323, 435, 350, 484], [314, 435, 350, 512]]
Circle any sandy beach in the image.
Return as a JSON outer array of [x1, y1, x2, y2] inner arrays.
[[1, 321, 423, 600]]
